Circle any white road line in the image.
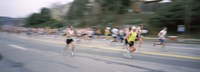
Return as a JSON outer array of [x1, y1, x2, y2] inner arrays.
[[8, 44, 28, 50]]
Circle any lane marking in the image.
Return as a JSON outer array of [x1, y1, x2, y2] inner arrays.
[[79, 44, 122, 51], [8, 44, 28, 50], [17, 36, 200, 60], [140, 51, 200, 60], [164, 45, 200, 51], [80, 44, 200, 60]]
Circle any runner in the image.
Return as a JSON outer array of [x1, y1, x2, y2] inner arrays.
[[86, 28, 94, 40], [153, 27, 167, 48], [75, 28, 82, 44], [122, 27, 133, 58], [104, 27, 111, 40], [124, 27, 132, 46], [64, 27, 75, 56], [95, 28, 101, 39], [111, 27, 119, 42], [76, 28, 93, 44], [137, 25, 144, 49], [118, 28, 125, 43], [110, 27, 119, 45], [127, 26, 137, 52]]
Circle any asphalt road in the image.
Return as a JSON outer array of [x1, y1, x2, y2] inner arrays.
[[0, 32, 200, 72]]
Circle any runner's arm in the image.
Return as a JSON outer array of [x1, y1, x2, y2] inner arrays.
[[158, 31, 162, 37]]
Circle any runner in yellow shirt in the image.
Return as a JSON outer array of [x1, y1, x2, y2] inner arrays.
[[127, 26, 137, 52], [104, 27, 111, 40]]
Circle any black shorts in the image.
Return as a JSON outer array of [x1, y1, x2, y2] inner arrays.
[[135, 38, 138, 41], [128, 41, 134, 47], [113, 36, 117, 38], [135, 34, 139, 41], [89, 36, 92, 38], [124, 39, 129, 45], [66, 39, 74, 44], [81, 34, 87, 37]]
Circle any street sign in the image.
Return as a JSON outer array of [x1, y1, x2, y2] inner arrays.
[[177, 25, 185, 33]]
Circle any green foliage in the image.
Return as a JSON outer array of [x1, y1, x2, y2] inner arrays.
[[65, 0, 132, 27], [149, 0, 200, 32], [100, 0, 131, 14], [66, 0, 89, 20], [25, 13, 43, 26], [127, 19, 143, 25], [103, 15, 116, 24], [25, 7, 62, 28]]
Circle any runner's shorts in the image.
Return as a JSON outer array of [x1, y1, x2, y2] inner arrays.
[[129, 41, 134, 47], [159, 39, 165, 42], [66, 38, 74, 44]]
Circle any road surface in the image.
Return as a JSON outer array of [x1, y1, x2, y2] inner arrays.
[[0, 32, 200, 72]]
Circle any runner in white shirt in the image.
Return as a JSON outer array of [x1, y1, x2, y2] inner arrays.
[[111, 28, 119, 42], [137, 25, 144, 49], [64, 27, 76, 56], [153, 27, 167, 48], [118, 29, 124, 43]]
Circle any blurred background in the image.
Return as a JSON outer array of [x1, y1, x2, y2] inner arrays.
[[0, 0, 200, 38], [1, 0, 200, 38], [1, 0, 200, 72]]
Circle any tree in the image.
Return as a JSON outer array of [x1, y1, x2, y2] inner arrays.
[[149, 0, 200, 33], [66, 0, 89, 20], [100, 0, 131, 14], [65, 0, 132, 26], [25, 13, 42, 26], [25, 7, 61, 28], [40, 8, 51, 19]]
